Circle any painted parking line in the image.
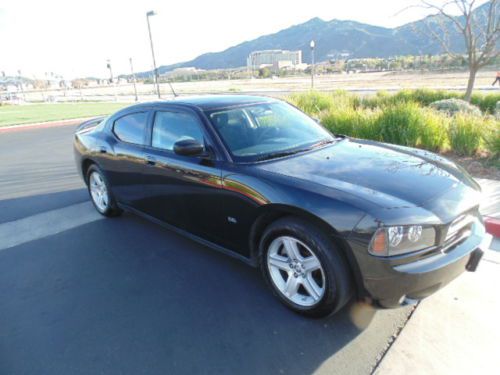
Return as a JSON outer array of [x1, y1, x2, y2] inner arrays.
[[0, 202, 102, 251]]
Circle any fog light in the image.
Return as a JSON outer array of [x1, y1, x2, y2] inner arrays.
[[408, 225, 423, 243]]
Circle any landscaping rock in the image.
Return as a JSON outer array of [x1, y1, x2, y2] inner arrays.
[[430, 99, 482, 116]]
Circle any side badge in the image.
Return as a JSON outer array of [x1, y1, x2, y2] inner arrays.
[[227, 216, 238, 224]]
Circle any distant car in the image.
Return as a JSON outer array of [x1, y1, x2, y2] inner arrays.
[[74, 95, 490, 317]]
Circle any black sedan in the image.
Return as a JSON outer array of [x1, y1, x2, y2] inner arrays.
[[74, 95, 490, 317]]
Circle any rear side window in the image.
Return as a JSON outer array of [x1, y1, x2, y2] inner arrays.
[[152, 111, 204, 151], [113, 112, 148, 144]]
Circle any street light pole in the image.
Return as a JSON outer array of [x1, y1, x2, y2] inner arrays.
[[146, 10, 161, 98], [310, 40, 315, 89], [106, 59, 114, 83], [107, 59, 117, 102], [129, 57, 139, 102]]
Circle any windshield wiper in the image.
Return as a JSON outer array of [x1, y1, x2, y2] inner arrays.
[[255, 149, 305, 162], [307, 138, 336, 150], [255, 139, 338, 162]]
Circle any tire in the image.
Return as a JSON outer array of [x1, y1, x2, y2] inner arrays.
[[86, 164, 122, 217], [259, 216, 352, 318]]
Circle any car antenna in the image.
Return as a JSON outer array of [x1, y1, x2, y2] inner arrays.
[[167, 80, 178, 97]]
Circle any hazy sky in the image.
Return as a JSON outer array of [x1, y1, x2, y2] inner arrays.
[[0, 0, 488, 79]]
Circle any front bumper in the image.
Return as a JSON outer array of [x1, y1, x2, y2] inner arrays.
[[359, 220, 492, 308]]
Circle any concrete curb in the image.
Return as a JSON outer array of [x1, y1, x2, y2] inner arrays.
[[0, 117, 95, 133]]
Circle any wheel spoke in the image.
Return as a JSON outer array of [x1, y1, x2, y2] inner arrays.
[[89, 172, 109, 212], [98, 194, 104, 208], [284, 275, 300, 297], [302, 274, 322, 301], [283, 237, 301, 261], [95, 173, 103, 186], [302, 256, 321, 272], [268, 254, 291, 271]]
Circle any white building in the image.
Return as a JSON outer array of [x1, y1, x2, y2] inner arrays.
[[247, 50, 302, 72]]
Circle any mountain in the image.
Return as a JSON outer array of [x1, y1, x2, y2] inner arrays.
[[143, 2, 493, 76]]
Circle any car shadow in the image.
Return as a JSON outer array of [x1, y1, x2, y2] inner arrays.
[[0, 208, 380, 375]]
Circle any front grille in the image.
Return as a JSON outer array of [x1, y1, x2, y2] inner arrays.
[[442, 214, 475, 252]]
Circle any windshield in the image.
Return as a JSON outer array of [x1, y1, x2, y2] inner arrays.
[[206, 102, 334, 162]]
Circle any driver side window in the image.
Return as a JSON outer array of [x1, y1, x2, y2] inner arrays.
[[152, 111, 205, 151]]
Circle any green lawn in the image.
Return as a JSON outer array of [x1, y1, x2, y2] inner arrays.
[[0, 102, 130, 127]]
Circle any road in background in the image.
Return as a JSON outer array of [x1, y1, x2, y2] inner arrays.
[[4, 70, 499, 103], [0, 122, 414, 374]]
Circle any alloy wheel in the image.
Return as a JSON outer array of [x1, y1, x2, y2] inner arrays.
[[89, 171, 109, 213], [267, 236, 326, 307]]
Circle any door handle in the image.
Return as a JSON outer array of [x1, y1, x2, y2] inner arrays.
[[145, 155, 156, 166]]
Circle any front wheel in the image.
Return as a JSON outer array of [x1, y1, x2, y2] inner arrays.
[[260, 217, 352, 318], [87, 165, 122, 217]]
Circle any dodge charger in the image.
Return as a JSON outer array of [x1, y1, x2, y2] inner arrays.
[[74, 95, 490, 317]]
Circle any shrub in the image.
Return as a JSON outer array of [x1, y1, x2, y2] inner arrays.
[[483, 117, 500, 156], [429, 99, 482, 116], [329, 90, 360, 110], [321, 107, 380, 140], [419, 109, 450, 151], [470, 93, 500, 114], [290, 90, 495, 156], [448, 114, 486, 156], [393, 89, 459, 106], [288, 91, 335, 116], [375, 102, 423, 147]]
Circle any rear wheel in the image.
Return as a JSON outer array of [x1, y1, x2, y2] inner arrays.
[[260, 217, 352, 317], [86, 165, 122, 217]]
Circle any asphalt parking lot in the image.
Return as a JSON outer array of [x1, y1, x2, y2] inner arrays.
[[0, 124, 414, 375]]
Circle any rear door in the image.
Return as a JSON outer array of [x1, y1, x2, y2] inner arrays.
[[99, 110, 151, 209], [141, 107, 223, 232]]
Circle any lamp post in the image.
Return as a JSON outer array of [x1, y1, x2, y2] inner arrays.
[[146, 10, 161, 98], [310, 40, 315, 89], [106, 59, 117, 102], [106, 59, 114, 83], [129, 57, 139, 102]]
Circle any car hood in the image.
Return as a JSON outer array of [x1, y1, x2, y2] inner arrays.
[[255, 138, 481, 210]]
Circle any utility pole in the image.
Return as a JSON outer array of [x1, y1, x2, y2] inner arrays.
[[310, 40, 315, 89], [146, 10, 161, 98], [129, 57, 139, 102]]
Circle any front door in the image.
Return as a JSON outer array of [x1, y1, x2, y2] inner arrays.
[[141, 108, 222, 233]]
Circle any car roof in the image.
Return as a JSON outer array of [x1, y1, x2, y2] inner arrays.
[[122, 95, 278, 112]]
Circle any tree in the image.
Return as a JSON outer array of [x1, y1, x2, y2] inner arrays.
[[258, 67, 272, 78], [420, 0, 499, 101], [33, 79, 49, 90], [71, 79, 88, 89]]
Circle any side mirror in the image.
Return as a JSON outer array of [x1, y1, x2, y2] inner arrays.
[[173, 138, 205, 157]]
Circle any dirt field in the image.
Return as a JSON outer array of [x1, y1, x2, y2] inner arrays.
[[10, 70, 500, 102]]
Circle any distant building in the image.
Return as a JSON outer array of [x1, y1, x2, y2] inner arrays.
[[247, 50, 302, 72]]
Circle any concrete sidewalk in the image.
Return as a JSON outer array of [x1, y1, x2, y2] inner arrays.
[[375, 245, 500, 375]]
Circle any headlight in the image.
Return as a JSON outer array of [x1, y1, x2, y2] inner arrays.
[[369, 225, 436, 256]]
